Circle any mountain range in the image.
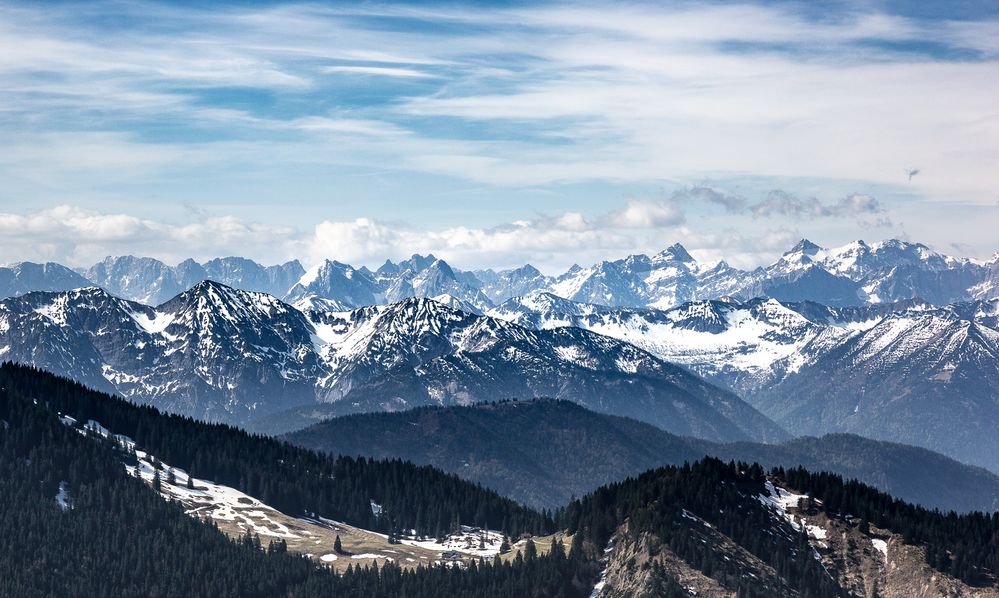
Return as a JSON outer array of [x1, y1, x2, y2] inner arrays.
[[488, 292, 999, 472], [0, 282, 781, 443], [4, 238, 997, 311], [4, 271, 999, 473]]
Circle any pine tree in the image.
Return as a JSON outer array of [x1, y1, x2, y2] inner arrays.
[[524, 538, 537, 560], [500, 535, 511, 554], [334, 534, 343, 554]]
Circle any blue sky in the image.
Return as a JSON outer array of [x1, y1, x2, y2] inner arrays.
[[1, 0, 997, 271]]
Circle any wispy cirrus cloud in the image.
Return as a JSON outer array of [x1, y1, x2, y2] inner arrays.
[[321, 66, 439, 78]]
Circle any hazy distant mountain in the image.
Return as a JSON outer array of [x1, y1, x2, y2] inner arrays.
[[83, 255, 303, 304], [84, 256, 193, 305], [203, 257, 304, 297], [0, 262, 92, 299], [380, 257, 492, 310], [971, 254, 999, 300], [474, 264, 552, 304], [2, 238, 992, 310], [285, 398, 999, 513]]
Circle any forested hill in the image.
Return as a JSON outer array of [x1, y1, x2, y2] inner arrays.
[[565, 458, 999, 596], [285, 398, 999, 513], [0, 363, 590, 597], [0, 362, 551, 538]]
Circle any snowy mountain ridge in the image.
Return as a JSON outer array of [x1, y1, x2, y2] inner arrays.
[[0, 282, 783, 442], [2, 238, 994, 311]]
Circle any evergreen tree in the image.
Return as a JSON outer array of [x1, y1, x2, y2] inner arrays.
[[524, 538, 538, 560]]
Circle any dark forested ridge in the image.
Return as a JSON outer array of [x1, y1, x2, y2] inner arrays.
[[285, 398, 999, 513], [5, 363, 999, 596], [564, 458, 999, 593], [0, 362, 590, 597], [0, 362, 551, 539]]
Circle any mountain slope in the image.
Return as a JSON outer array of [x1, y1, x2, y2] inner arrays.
[[5, 364, 999, 596], [285, 399, 999, 513], [0, 283, 324, 423], [576, 459, 999, 596], [285, 297, 785, 442], [0, 363, 588, 597], [491, 291, 999, 474], [0, 367, 334, 597], [753, 302, 999, 472], [489, 292, 917, 396]]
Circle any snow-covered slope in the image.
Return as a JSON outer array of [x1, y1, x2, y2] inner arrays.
[[0, 282, 323, 422], [0, 283, 782, 442], [290, 297, 785, 442], [61, 414, 497, 571], [489, 292, 905, 395], [754, 299, 999, 472]]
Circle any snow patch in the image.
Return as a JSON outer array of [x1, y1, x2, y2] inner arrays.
[[55, 481, 73, 511], [399, 526, 505, 558], [871, 538, 888, 561], [350, 553, 394, 561]]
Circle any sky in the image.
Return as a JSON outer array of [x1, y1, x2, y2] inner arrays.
[[1, 0, 997, 272]]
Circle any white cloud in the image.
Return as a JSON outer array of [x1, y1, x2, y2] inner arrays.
[[0, 206, 298, 266], [605, 199, 685, 229]]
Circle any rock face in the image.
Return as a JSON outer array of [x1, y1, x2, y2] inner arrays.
[[594, 477, 999, 598], [0, 283, 781, 442]]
